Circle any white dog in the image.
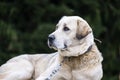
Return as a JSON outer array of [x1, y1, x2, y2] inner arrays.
[[0, 16, 103, 80]]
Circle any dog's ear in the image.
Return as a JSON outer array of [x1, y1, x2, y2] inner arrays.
[[76, 19, 92, 40]]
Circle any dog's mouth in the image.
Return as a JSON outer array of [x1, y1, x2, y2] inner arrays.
[[48, 40, 68, 51]]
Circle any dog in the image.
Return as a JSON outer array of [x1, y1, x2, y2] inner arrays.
[[0, 16, 103, 80]]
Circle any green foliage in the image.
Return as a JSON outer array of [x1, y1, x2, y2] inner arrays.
[[0, 0, 120, 80]]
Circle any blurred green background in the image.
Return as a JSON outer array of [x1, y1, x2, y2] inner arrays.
[[0, 0, 120, 80]]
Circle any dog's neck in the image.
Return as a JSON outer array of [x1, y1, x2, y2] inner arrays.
[[62, 44, 103, 70]]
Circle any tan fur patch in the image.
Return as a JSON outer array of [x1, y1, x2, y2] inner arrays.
[[76, 20, 92, 40]]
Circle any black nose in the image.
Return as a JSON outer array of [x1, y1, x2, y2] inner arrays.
[[48, 35, 55, 43]]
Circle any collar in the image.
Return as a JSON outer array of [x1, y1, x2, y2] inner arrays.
[[84, 44, 93, 54]]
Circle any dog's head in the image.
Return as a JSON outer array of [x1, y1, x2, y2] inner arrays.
[[48, 16, 94, 56]]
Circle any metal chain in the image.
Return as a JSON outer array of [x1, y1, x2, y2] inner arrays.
[[44, 57, 67, 80]]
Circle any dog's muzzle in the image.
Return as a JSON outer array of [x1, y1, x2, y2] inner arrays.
[[48, 35, 68, 50]]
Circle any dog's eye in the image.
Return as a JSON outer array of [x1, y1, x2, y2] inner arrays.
[[63, 27, 70, 31]]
